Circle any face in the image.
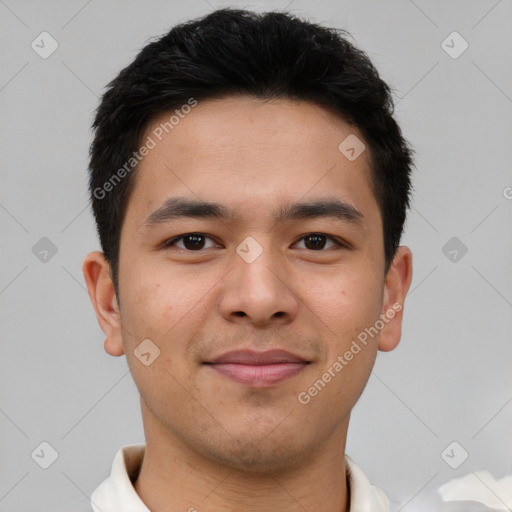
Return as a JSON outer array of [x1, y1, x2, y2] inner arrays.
[[84, 95, 412, 473]]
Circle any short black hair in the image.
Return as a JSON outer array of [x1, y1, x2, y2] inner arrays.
[[88, 8, 414, 297]]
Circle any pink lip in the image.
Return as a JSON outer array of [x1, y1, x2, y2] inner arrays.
[[205, 350, 309, 387]]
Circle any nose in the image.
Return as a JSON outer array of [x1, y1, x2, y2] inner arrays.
[[218, 247, 299, 327]]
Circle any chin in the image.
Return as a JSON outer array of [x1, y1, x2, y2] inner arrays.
[[202, 437, 310, 476]]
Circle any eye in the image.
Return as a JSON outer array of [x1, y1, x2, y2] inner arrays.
[[294, 233, 346, 251], [161, 232, 347, 252], [162, 233, 219, 251]]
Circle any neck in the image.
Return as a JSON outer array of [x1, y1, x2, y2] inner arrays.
[[133, 407, 350, 512]]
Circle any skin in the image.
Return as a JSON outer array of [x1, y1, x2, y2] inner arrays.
[[83, 95, 412, 512]]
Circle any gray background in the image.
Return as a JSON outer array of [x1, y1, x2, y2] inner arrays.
[[1, 0, 511, 511]]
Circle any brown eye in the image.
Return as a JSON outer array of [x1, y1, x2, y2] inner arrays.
[[295, 233, 344, 251], [164, 233, 217, 251]]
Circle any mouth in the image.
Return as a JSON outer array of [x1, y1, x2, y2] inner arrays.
[[203, 349, 311, 388]]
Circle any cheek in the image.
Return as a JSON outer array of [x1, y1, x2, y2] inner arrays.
[[310, 276, 381, 405], [164, 301, 173, 322], [120, 268, 170, 339], [313, 271, 382, 339]]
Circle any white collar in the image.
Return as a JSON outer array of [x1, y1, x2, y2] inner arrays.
[[90, 444, 389, 512]]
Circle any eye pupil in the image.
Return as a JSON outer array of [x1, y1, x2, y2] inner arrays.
[[183, 234, 205, 250], [304, 234, 326, 250]]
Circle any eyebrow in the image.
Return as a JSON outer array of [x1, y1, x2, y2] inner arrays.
[[144, 196, 364, 227]]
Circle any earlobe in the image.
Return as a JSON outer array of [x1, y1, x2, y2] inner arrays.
[[378, 246, 413, 352], [82, 251, 125, 357]]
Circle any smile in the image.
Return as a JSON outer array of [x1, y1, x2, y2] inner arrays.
[[204, 349, 310, 387]]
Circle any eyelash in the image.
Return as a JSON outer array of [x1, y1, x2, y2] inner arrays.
[[161, 232, 348, 251]]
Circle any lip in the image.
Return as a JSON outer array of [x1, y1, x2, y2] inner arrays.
[[205, 350, 310, 387], [208, 349, 308, 365]]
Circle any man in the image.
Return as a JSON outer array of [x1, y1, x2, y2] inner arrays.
[[81, 7, 414, 511]]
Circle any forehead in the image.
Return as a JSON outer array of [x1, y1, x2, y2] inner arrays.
[[125, 96, 380, 230]]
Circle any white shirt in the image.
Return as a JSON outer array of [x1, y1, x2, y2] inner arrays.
[[69, 444, 389, 511]]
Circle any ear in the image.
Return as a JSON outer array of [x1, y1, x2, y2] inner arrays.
[[82, 251, 125, 357], [378, 246, 413, 352]]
